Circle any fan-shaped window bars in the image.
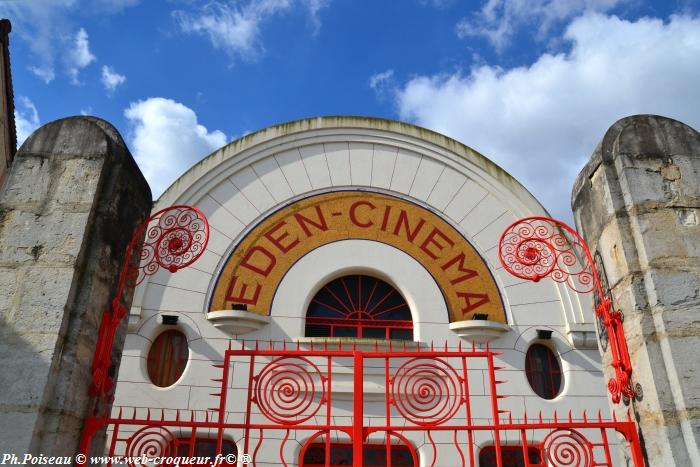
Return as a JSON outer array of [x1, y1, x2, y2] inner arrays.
[[305, 275, 413, 340]]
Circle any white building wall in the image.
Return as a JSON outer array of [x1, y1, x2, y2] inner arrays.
[[114, 117, 614, 465]]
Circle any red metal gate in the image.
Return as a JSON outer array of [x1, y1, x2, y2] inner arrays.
[[80, 340, 643, 466], [78, 207, 645, 466]]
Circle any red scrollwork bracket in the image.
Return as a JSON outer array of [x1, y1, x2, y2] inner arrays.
[[89, 205, 209, 398], [498, 216, 636, 404]]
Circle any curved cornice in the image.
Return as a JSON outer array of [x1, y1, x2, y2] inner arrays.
[[156, 115, 547, 216]]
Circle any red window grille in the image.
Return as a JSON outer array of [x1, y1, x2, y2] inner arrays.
[[301, 442, 416, 467], [478, 445, 543, 467], [305, 275, 413, 340], [147, 329, 188, 387], [167, 438, 237, 466], [525, 343, 562, 400]]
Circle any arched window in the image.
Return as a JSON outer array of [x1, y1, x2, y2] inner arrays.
[[147, 329, 188, 387], [525, 343, 562, 399], [305, 275, 413, 340]]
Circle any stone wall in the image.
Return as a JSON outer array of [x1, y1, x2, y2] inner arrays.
[[572, 115, 700, 466], [0, 117, 151, 456]]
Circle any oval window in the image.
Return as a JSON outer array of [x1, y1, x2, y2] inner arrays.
[[147, 330, 188, 387], [525, 343, 562, 399]]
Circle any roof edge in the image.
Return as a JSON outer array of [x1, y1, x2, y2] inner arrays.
[[157, 115, 548, 216]]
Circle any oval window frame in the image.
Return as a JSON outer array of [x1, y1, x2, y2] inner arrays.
[[524, 343, 563, 400], [147, 329, 189, 388]]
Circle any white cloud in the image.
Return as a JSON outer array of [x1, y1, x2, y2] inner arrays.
[[0, 0, 74, 83], [29, 66, 56, 84], [395, 13, 700, 221], [124, 97, 227, 198], [0, 1, 138, 83], [457, 0, 625, 50], [368, 69, 395, 100], [174, 0, 329, 61], [302, 0, 331, 34], [14, 96, 40, 147], [101, 65, 126, 93], [67, 28, 96, 84]]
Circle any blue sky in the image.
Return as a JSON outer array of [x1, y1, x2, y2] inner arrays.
[[2, 0, 699, 221]]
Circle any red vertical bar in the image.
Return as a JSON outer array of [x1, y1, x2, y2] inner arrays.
[[461, 356, 475, 467], [385, 357, 391, 467], [600, 427, 614, 466], [353, 352, 364, 467], [624, 424, 645, 467], [188, 427, 197, 458], [487, 352, 503, 467], [326, 355, 333, 467], [216, 352, 231, 455], [519, 429, 530, 467], [243, 353, 256, 455]]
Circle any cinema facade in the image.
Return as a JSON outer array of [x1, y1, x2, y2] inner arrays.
[[106, 117, 632, 466]]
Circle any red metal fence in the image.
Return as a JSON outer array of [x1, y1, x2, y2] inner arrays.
[[79, 208, 644, 466], [80, 340, 643, 466]]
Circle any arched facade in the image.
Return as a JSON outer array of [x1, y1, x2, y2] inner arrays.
[[115, 117, 610, 465]]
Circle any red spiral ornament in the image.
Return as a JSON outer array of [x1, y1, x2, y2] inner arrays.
[[498, 217, 594, 294], [88, 205, 209, 402], [126, 426, 174, 459], [498, 216, 638, 405], [254, 357, 325, 425], [543, 429, 593, 467], [125, 205, 209, 288], [391, 358, 462, 426]]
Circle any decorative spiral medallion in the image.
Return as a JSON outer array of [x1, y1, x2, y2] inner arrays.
[[498, 217, 594, 293], [607, 377, 621, 403], [254, 356, 325, 425], [126, 426, 174, 459], [391, 358, 462, 426], [126, 205, 209, 286], [543, 429, 593, 467]]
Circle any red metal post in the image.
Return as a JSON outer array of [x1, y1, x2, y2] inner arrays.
[[487, 350, 503, 467], [353, 351, 364, 467], [79, 205, 209, 454], [498, 216, 636, 404]]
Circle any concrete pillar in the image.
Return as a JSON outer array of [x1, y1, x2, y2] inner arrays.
[[0, 117, 151, 456], [572, 115, 700, 466]]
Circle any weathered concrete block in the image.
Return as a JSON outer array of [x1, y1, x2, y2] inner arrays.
[[0, 267, 17, 311], [0, 116, 152, 456], [647, 269, 700, 307], [0, 156, 52, 206], [0, 210, 91, 265], [0, 329, 54, 406], [13, 268, 74, 333], [572, 114, 700, 466], [52, 157, 103, 205]]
